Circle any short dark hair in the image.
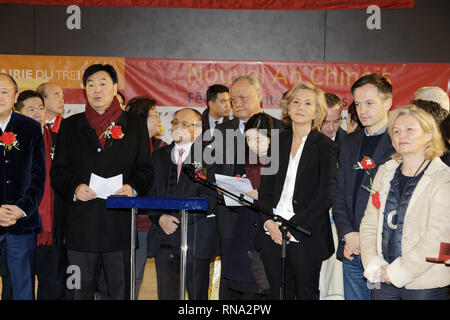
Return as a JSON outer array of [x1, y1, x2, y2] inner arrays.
[[0, 73, 18, 94], [15, 90, 44, 111], [125, 96, 157, 120], [410, 99, 448, 126], [245, 112, 276, 137], [347, 101, 363, 128], [351, 73, 393, 100], [82, 64, 118, 86], [117, 91, 126, 104], [324, 92, 342, 110], [206, 84, 229, 107]]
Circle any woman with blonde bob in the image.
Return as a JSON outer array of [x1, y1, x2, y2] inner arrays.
[[257, 81, 339, 299], [360, 105, 450, 300]]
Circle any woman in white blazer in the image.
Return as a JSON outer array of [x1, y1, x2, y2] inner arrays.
[[360, 105, 450, 300]]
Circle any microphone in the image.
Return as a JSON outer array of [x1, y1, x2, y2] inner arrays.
[[183, 163, 207, 181], [182, 164, 198, 180]]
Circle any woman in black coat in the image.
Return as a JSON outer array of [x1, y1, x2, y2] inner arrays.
[[257, 81, 339, 300]]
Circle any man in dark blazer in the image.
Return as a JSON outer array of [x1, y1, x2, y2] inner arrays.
[[0, 73, 46, 299], [210, 75, 285, 299], [332, 74, 395, 300], [201, 84, 231, 139], [147, 108, 219, 300], [50, 64, 153, 300]]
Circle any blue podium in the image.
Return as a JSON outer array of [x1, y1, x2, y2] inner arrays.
[[107, 196, 208, 300]]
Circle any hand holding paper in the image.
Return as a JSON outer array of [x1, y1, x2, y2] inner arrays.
[[114, 184, 134, 197], [75, 184, 97, 202], [215, 174, 254, 206], [88, 173, 123, 200]]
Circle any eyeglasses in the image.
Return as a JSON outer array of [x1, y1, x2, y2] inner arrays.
[[230, 94, 255, 105], [171, 120, 201, 128]]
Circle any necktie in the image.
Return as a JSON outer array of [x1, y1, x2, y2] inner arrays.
[[240, 121, 246, 134], [177, 148, 185, 182]]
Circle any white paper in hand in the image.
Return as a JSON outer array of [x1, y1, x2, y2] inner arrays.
[[89, 173, 123, 199], [215, 174, 254, 207]]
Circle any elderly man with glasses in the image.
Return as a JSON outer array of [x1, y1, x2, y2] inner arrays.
[[146, 107, 220, 300]]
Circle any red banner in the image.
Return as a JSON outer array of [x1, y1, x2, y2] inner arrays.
[[2, 55, 448, 111], [124, 58, 449, 110], [0, 0, 414, 10]]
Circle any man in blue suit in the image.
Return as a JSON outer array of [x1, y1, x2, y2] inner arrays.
[[0, 73, 46, 299], [332, 74, 395, 300]]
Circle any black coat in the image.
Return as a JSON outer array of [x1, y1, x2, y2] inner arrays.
[[146, 142, 220, 260], [50, 111, 153, 252], [256, 129, 339, 261], [0, 112, 45, 235], [334, 126, 347, 146], [332, 129, 394, 260], [211, 114, 286, 254]]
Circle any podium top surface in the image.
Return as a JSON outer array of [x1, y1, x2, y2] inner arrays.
[[106, 196, 208, 210]]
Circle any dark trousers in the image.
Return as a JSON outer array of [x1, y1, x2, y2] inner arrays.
[[154, 246, 210, 300], [373, 283, 448, 300], [0, 232, 36, 300], [66, 249, 130, 300], [35, 244, 68, 300], [260, 235, 322, 300], [220, 277, 264, 300], [97, 230, 149, 300]]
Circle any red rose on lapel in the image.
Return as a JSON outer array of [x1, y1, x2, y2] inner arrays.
[[371, 191, 381, 210], [110, 125, 124, 139], [0, 132, 16, 145], [361, 156, 376, 170]]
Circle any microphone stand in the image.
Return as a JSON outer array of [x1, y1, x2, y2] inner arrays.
[[183, 165, 311, 300]]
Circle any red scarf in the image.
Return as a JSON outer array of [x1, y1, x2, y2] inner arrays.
[[245, 151, 266, 189], [84, 96, 123, 149], [150, 137, 154, 155], [50, 114, 62, 133], [37, 126, 54, 246]]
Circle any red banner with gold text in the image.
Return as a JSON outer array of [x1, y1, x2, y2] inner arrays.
[[1, 54, 448, 111]]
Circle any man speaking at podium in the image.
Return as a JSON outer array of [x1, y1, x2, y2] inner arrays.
[[50, 64, 153, 300]]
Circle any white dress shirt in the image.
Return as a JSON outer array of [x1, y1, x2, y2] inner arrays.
[[271, 135, 308, 242], [0, 110, 12, 132], [208, 114, 223, 132], [172, 141, 193, 164]]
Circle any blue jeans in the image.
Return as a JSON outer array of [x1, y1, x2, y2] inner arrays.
[[0, 232, 36, 300], [373, 283, 448, 300], [342, 254, 371, 300]]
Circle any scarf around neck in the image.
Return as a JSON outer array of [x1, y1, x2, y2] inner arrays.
[[37, 126, 54, 246], [84, 96, 123, 149]]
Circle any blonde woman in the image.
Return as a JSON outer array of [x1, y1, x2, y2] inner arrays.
[[360, 105, 450, 300], [257, 81, 339, 299]]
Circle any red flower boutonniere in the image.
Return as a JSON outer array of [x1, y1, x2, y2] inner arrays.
[[353, 156, 376, 171], [0, 131, 20, 155], [361, 178, 381, 210], [193, 162, 207, 180], [100, 122, 124, 140]]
